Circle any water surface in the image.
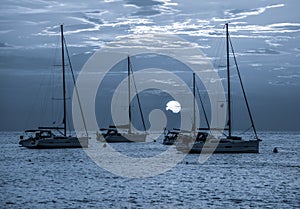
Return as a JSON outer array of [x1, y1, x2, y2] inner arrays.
[[1, 132, 299, 208]]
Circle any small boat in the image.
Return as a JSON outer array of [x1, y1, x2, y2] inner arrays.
[[97, 56, 147, 143], [162, 128, 180, 145], [19, 25, 88, 148], [97, 125, 146, 143], [175, 23, 261, 154]]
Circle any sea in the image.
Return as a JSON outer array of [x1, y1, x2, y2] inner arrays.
[[0, 131, 299, 209]]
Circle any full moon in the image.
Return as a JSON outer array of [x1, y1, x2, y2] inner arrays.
[[166, 100, 181, 113]]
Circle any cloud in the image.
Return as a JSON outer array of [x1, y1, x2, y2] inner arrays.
[[277, 74, 300, 79], [250, 63, 262, 67], [0, 42, 11, 47], [268, 80, 300, 86], [148, 78, 179, 85], [212, 4, 285, 22], [125, 0, 178, 16], [245, 48, 280, 55]]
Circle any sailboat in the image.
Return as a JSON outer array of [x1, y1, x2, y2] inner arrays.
[[176, 23, 261, 153], [97, 56, 147, 143], [163, 72, 202, 145], [19, 25, 88, 148]]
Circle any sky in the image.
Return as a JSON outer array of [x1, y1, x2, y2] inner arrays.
[[0, 0, 299, 132]]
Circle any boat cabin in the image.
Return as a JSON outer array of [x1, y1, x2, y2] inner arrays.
[[164, 128, 180, 139], [100, 126, 123, 137], [23, 130, 55, 140]]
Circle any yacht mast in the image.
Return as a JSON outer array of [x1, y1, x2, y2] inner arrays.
[[128, 56, 132, 134], [193, 72, 196, 136], [226, 23, 232, 138], [61, 24, 67, 136]]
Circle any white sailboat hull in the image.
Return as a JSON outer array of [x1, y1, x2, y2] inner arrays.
[[99, 133, 147, 143], [19, 136, 88, 148], [176, 138, 259, 154], [163, 138, 176, 145]]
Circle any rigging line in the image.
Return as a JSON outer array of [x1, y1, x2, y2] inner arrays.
[[215, 36, 225, 69], [240, 126, 253, 135], [52, 37, 61, 125], [210, 25, 226, 69], [49, 35, 60, 126], [228, 35, 258, 139], [64, 37, 88, 137], [129, 58, 147, 133], [195, 83, 210, 131], [215, 129, 228, 137]]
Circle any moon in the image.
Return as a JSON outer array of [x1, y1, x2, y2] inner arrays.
[[166, 100, 181, 113]]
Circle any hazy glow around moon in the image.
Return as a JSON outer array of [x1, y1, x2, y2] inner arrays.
[[166, 100, 181, 113]]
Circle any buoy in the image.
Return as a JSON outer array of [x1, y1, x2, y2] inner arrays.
[[273, 147, 278, 153]]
